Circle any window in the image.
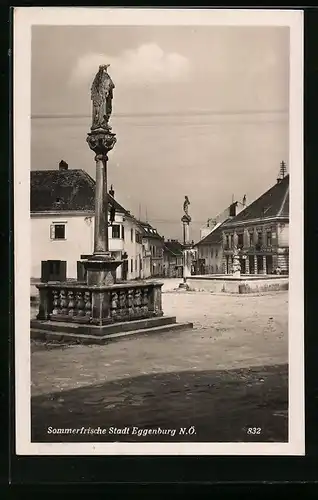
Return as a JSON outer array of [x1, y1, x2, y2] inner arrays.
[[216, 265, 219, 273], [225, 235, 229, 249], [49, 260, 61, 275], [249, 232, 254, 246], [50, 223, 66, 240], [121, 225, 125, 240], [131, 228, 134, 242], [266, 231, 272, 246], [136, 232, 142, 244], [130, 259, 133, 272], [112, 224, 120, 239], [215, 249, 218, 258], [257, 231, 263, 245], [135, 258, 138, 271], [237, 233, 244, 248], [229, 235, 232, 248], [140, 257, 143, 271], [211, 248, 214, 258]]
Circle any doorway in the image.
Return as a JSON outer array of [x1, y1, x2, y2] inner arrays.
[[257, 255, 264, 274], [249, 255, 255, 275], [240, 258, 246, 274], [266, 255, 273, 274], [226, 255, 230, 274]]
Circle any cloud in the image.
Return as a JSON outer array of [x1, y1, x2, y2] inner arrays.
[[69, 43, 190, 87]]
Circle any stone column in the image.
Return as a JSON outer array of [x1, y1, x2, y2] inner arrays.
[[262, 255, 267, 275], [254, 255, 258, 274], [245, 256, 250, 274], [179, 214, 192, 289], [83, 66, 123, 289], [85, 129, 123, 287], [93, 154, 109, 257], [183, 222, 190, 245], [233, 231, 238, 247]]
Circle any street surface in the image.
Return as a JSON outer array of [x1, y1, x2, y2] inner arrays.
[[31, 286, 288, 442]]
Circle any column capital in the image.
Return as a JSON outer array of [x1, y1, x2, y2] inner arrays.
[[87, 128, 117, 156], [95, 154, 108, 162]]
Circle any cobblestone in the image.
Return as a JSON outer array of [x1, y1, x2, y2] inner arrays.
[[31, 289, 288, 442]]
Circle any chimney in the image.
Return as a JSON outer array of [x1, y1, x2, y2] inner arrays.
[[109, 184, 115, 197], [229, 202, 237, 217], [277, 160, 287, 183], [59, 160, 68, 171], [242, 194, 247, 208]]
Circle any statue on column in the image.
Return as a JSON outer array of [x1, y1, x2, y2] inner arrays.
[[183, 196, 190, 217], [90, 64, 115, 131], [232, 245, 241, 276]]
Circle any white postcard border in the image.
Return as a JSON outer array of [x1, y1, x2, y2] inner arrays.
[[14, 7, 304, 456]]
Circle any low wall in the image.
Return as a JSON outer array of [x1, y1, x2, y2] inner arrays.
[[187, 275, 289, 294], [34, 280, 164, 325]]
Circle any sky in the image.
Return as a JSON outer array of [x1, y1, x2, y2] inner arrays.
[[31, 25, 290, 241]]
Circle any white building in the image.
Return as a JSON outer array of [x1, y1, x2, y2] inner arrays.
[[199, 197, 246, 241], [31, 161, 143, 281]]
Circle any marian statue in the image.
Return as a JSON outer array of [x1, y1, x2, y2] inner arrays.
[[183, 196, 190, 217], [232, 245, 241, 275], [90, 64, 115, 131]]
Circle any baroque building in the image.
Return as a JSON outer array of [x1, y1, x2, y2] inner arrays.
[[194, 199, 245, 274], [137, 221, 165, 278], [221, 173, 289, 275], [31, 161, 144, 282], [163, 239, 184, 278]]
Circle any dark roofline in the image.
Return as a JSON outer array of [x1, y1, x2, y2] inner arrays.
[[31, 168, 130, 215], [135, 219, 164, 239], [194, 221, 228, 247], [222, 175, 289, 228]]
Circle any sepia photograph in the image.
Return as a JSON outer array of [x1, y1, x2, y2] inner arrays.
[[14, 8, 304, 455]]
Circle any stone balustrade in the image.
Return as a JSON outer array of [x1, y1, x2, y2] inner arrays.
[[36, 281, 163, 326]]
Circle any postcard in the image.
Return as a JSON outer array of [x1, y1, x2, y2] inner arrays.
[[14, 7, 304, 455]]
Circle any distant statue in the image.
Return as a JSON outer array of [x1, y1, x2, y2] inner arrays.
[[183, 196, 190, 217], [90, 64, 115, 131], [232, 245, 241, 276]]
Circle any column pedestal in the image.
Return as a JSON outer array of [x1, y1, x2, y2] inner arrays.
[[254, 255, 258, 274], [84, 257, 123, 286], [262, 255, 267, 275], [179, 247, 192, 290]]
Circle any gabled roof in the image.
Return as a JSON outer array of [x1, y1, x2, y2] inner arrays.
[[223, 175, 289, 227], [164, 240, 184, 256], [30, 169, 128, 214], [136, 220, 163, 240], [194, 221, 228, 247]]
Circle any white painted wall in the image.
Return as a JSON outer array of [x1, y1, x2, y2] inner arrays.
[[123, 216, 143, 280], [31, 211, 143, 281], [197, 244, 223, 273], [277, 223, 289, 247], [31, 213, 93, 279]]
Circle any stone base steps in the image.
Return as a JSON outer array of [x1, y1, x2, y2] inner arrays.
[[31, 315, 193, 345], [31, 321, 193, 345]]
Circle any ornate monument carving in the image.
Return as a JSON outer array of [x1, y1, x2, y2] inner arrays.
[[87, 64, 117, 157], [181, 195, 191, 225], [90, 64, 114, 131], [232, 246, 241, 277], [183, 195, 190, 216]]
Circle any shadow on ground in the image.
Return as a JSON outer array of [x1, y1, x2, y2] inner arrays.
[[32, 363, 288, 443]]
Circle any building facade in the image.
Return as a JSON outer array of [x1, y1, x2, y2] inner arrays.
[[31, 162, 143, 281], [221, 174, 289, 275], [194, 200, 245, 274], [138, 221, 165, 278], [194, 225, 224, 274], [163, 239, 184, 277]]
